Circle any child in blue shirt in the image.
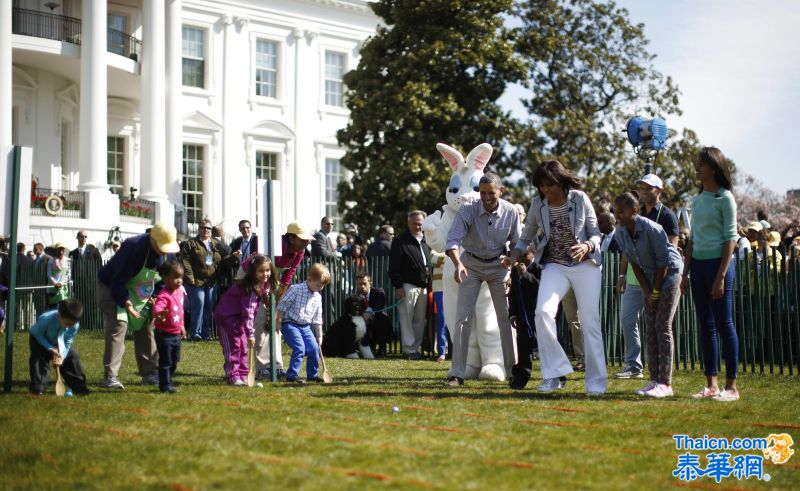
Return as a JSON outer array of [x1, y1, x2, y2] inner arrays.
[[276, 263, 331, 384], [29, 298, 89, 396]]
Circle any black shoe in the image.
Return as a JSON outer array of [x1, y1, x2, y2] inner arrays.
[[446, 376, 464, 387], [75, 388, 91, 396], [405, 353, 422, 360], [308, 377, 325, 383], [285, 378, 306, 385], [31, 389, 44, 396], [161, 387, 177, 394]]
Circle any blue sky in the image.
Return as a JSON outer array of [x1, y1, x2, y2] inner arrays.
[[500, 0, 800, 195]]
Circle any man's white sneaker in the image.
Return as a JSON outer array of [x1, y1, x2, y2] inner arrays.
[[104, 377, 125, 390], [643, 383, 673, 398], [615, 367, 644, 379], [635, 381, 657, 396], [537, 378, 566, 393]]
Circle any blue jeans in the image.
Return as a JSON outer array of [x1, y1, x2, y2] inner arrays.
[[186, 284, 216, 340], [620, 285, 644, 371], [690, 258, 738, 379], [433, 291, 448, 357], [155, 331, 181, 391], [282, 322, 320, 380]]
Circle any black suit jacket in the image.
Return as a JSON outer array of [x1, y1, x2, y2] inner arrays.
[[365, 287, 388, 314], [366, 239, 392, 257], [311, 230, 337, 258], [229, 235, 259, 258], [389, 230, 431, 289], [69, 245, 103, 263]]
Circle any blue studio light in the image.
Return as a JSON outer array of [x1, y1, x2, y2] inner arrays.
[[626, 116, 668, 151]]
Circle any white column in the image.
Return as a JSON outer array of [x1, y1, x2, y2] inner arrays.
[[78, 0, 119, 224], [77, 0, 108, 192], [0, 0, 13, 234], [140, 0, 167, 203], [0, 0, 11, 147], [165, 0, 183, 206]]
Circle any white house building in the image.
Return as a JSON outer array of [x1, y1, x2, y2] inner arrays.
[[2, 0, 378, 251]]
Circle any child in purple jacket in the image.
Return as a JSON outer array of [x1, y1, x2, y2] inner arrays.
[[213, 255, 278, 385]]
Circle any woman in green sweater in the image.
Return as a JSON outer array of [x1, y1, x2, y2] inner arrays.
[[680, 147, 740, 402]]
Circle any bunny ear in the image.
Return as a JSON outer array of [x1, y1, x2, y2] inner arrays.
[[466, 143, 493, 171], [436, 143, 464, 172]]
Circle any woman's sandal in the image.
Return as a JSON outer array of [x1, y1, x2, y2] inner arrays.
[[690, 386, 719, 399]]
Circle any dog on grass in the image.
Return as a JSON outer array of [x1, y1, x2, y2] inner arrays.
[[322, 294, 375, 359]]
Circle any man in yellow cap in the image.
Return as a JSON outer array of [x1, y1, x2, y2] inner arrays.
[[97, 222, 180, 389]]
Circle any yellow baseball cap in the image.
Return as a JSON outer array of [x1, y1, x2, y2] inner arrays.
[[150, 222, 180, 253], [286, 222, 314, 241]]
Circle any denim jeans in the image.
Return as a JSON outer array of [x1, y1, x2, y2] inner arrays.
[[433, 291, 448, 357], [690, 258, 738, 379], [155, 331, 181, 391], [282, 322, 320, 380], [620, 285, 644, 371], [186, 284, 216, 340]]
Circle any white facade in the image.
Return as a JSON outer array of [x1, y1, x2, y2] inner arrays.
[[3, 0, 377, 250]]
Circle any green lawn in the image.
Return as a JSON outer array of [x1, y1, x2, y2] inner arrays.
[[1, 330, 798, 490]]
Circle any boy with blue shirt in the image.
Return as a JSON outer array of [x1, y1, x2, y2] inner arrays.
[[29, 298, 89, 396], [276, 263, 331, 384]]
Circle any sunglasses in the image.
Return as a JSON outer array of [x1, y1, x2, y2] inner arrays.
[[78, 235, 87, 238], [199, 226, 211, 230]]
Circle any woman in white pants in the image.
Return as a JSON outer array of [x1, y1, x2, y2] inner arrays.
[[510, 160, 607, 394]]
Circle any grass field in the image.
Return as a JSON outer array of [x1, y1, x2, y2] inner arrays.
[[1, 330, 798, 490]]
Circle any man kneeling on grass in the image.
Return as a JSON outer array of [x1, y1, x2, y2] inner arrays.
[[276, 263, 331, 385], [29, 298, 90, 396]]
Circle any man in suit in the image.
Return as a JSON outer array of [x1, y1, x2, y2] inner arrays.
[[69, 230, 103, 263], [225, 219, 259, 279], [311, 216, 338, 258], [355, 272, 392, 357], [16, 242, 34, 267], [598, 213, 621, 254], [389, 210, 431, 359], [366, 225, 394, 257], [32, 242, 51, 268]]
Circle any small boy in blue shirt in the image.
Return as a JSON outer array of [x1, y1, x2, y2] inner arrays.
[[29, 298, 90, 396], [276, 263, 331, 384]]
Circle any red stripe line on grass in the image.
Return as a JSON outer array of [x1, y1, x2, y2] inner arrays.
[[669, 479, 749, 491], [580, 444, 644, 455], [249, 453, 437, 488], [170, 484, 194, 491], [338, 399, 436, 412], [751, 423, 800, 430], [383, 421, 490, 436], [490, 460, 539, 469], [291, 430, 429, 456], [521, 419, 600, 429]]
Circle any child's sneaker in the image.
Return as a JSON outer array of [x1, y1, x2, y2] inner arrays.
[[690, 386, 719, 399], [635, 381, 657, 395], [233, 380, 247, 387], [713, 389, 739, 402]]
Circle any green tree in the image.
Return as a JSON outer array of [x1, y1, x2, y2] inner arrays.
[[510, 0, 685, 201], [336, 0, 525, 237]]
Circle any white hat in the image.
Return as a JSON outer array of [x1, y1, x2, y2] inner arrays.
[[637, 174, 663, 189]]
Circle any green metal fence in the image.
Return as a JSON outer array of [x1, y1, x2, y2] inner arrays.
[[6, 251, 799, 374]]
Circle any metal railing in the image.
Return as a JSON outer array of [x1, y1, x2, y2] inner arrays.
[[106, 27, 142, 61], [12, 7, 80, 44], [12, 8, 142, 61], [30, 187, 85, 219], [4, 250, 799, 374], [119, 197, 156, 225]]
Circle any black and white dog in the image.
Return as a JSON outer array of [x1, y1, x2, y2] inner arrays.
[[322, 294, 375, 359]]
